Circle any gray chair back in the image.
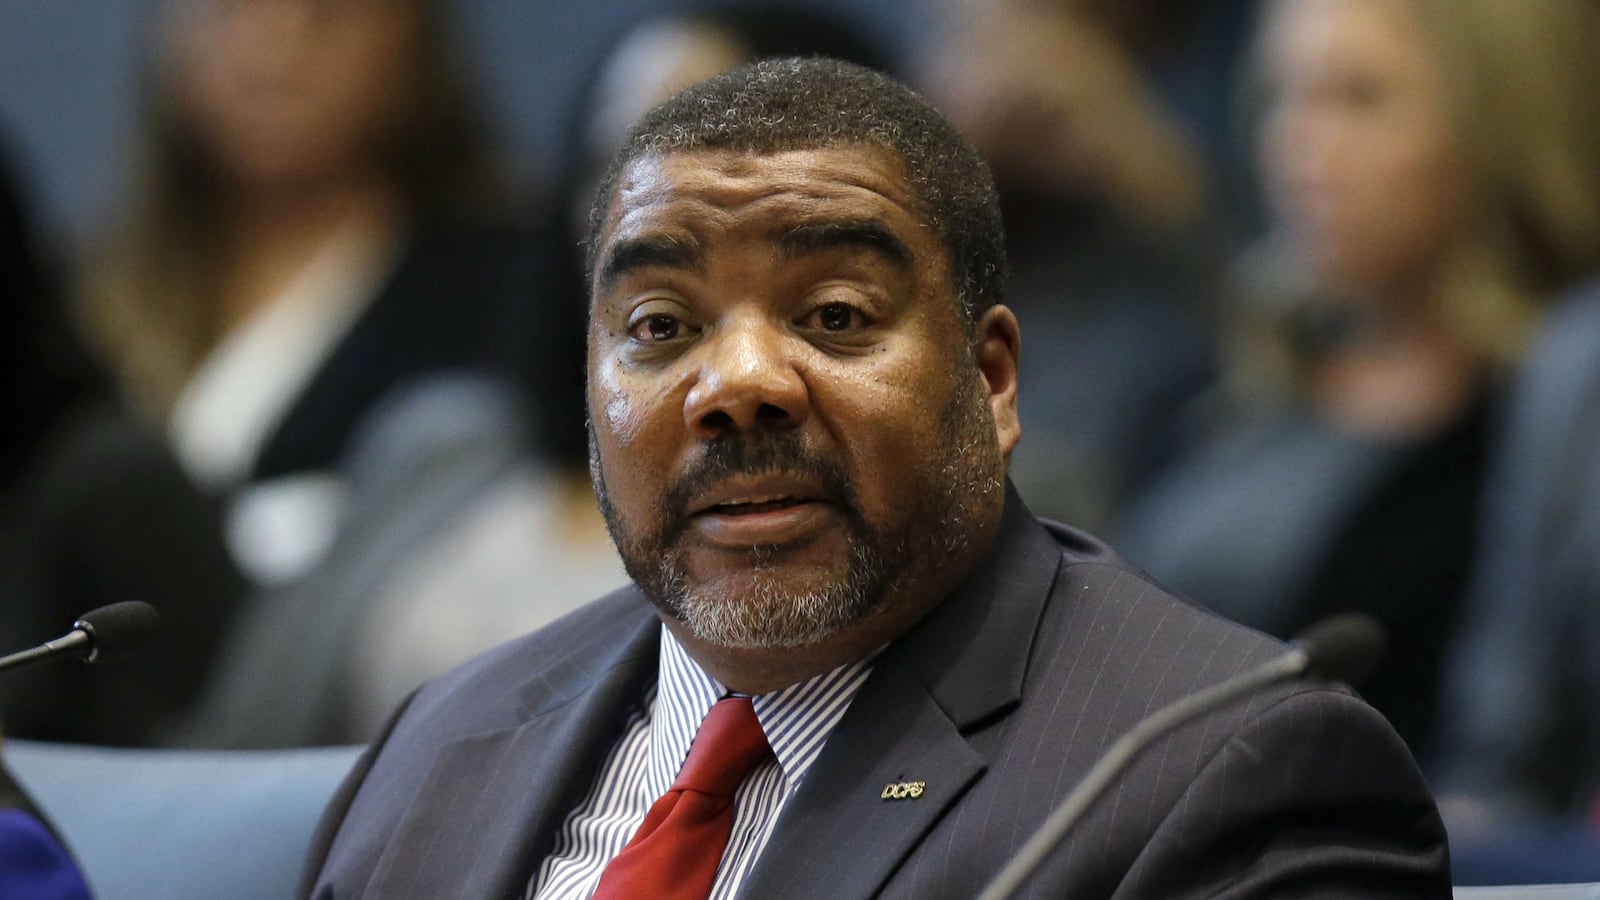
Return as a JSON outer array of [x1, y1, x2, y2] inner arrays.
[[1456, 886, 1600, 899], [6, 740, 361, 900]]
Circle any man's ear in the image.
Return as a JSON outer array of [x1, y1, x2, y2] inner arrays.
[[972, 305, 1021, 459]]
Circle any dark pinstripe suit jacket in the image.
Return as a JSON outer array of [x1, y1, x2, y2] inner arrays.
[[301, 488, 1451, 898]]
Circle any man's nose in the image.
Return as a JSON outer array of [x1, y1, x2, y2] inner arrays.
[[683, 319, 810, 439]]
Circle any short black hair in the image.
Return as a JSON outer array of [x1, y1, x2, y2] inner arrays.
[[585, 56, 1007, 326]]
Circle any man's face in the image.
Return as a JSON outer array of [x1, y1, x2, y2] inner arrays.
[[588, 146, 1019, 651]]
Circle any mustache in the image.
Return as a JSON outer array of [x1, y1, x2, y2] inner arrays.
[[661, 430, 857, 536]]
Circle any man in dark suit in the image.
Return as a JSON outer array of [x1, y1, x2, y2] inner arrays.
[[301, 58, 1450, 898]]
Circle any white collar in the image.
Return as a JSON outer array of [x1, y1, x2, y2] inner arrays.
[[651, 624, 877, 795]]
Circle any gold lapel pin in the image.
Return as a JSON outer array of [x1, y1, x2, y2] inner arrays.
[[881, 781, 926, 800]]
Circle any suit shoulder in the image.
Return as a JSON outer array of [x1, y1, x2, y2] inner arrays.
[[399, 586, 654, 734], [1119, 684, 1451, 894], [1026, 523, 1421, 795], [1040, 517, 1291, 672]]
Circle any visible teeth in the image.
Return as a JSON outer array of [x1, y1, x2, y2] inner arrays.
[[728, 494, 787, 506], [708, 495, 806, 514]]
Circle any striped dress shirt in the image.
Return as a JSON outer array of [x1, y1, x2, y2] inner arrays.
[[529, 627, 876, 900]]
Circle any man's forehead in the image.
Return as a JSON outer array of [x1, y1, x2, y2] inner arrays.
[[602, 145, 926, 238]]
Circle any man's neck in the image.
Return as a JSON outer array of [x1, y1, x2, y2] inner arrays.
[[664, 622, 892, 696]]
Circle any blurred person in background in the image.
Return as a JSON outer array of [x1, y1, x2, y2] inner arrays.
[[177, 2, 896, 747], [0, 0, 518, 745], [0, 134, 137, 750], [0, 138, 97, 861], [914, 0, 1254, 529], [0, 115, 246, 747], [1432, 274, 1600, 880], [1114, 0, 1600, 762], [81, 0, 506, 575], [1429, 11, 1600, 871], [0, 133, 105, 502]]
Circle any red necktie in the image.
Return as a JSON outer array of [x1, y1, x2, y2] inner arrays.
[[592, 697, 773, 900]]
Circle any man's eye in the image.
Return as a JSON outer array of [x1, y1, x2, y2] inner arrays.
[[812, 302, 861, 332], [632, 313, 682, 342]]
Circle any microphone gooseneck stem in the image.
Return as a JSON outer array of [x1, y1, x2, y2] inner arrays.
[[976, 647, 1310, 900], [0, 630, 92, 674]]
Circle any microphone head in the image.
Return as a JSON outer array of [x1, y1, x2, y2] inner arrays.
[[1291, 613, 1387, 686], [72, 602, 162, 665]]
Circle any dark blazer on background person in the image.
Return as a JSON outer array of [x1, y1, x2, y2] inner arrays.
[[1437, 282, 1600, 816], [301, 487, 1450, 899], [249, 221, 538, 482]]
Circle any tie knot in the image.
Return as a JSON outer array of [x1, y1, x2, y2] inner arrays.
[[672, 697, 772, 797]]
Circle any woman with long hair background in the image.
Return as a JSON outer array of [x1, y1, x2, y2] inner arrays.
[[1114, 0, 1600, 761]]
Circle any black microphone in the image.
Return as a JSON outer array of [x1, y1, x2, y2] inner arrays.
[[976, 613, 1387, 900], [0, 602, 162, 674]]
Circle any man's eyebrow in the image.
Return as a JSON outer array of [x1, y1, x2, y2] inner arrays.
[[597, 233, 704, 291], [774, 220, 914, 269]]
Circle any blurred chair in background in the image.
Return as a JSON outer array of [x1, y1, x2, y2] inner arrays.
[[0, 0, 517, 746], [1453, 886, 1600, 900], [6, 739, 359, 900], [1113, 0, 1600, 760], [177, 374, 629, 747]]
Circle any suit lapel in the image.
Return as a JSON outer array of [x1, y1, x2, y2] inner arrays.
[[738, 655, 986, 898], [740, 486, 1066, 898], [366, 603, 659, 899]]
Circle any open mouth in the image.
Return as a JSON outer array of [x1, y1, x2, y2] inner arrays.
[[685, 480, 835, 548], [704, 496, 810, 516]]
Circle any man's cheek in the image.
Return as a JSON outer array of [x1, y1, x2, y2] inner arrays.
[[591, 381, 648, 449]]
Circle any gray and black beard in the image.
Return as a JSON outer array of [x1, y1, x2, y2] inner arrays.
[[591, 367, 1002, 650]]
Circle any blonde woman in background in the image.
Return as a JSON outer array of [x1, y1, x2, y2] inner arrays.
[[1113, 0, 1600, 761], [1431, 5, 1600, 872]]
